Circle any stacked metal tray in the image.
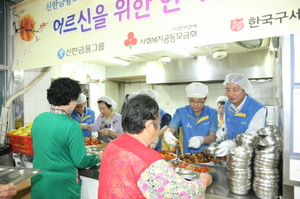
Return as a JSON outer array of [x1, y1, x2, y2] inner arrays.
[[0, 166, 41, 185]]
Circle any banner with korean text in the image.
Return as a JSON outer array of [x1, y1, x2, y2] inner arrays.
[[11, 0, 300, 70]]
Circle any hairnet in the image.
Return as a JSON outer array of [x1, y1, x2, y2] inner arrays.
[[98, 96, 117, 110], [186, 82, 209, 98], [128, 92, 138, 100], [215, 96, 228, 106], [223, 73, 253, 95], [137, 89, 159, 100], [77, 93, 87, 104]]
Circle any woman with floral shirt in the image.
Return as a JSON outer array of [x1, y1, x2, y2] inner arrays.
[[81, 96, 123, 143], [98, 95, 212, 199]]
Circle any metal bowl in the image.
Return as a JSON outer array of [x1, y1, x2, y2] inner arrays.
[[228, 185, 251, 195], [257, 126, 281, 137], [203, 146, 216, 156], [258, 134, 282, 147], [88, 147, 102, 154]]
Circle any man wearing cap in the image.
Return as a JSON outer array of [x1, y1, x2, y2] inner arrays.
[[71, 93, 95, 138], [137, 89, 172, 151], [215, 73, 267, 157], [163, 82, 218, 153]]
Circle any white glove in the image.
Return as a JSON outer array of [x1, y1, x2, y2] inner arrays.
[[150, 137, 160, 149], [188, 136, 204, 148], [216, 128, 227, 141], [215, 139, 236, 157], [164, 131, 178, 145]]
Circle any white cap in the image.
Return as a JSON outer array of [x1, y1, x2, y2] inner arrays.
[[137, 89, 159, 100], [216, 96, 228, 106], [97, 96, 117, 110], [223, 73, 253, 95], [77, 93, 87, 104], [128, 92, 138, 100], [186, 82, 209, 98]]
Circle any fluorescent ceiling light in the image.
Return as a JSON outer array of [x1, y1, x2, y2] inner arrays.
[[100, 57, 130, 66]]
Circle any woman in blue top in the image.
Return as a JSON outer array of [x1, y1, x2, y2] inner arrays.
[[163, 83, 218, 153]]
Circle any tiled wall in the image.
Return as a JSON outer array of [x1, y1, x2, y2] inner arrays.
[[22, 66, 275, 125], [124, 81, 275, 116], [23, 63, 106, 125]]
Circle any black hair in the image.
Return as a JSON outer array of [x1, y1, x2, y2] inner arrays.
[[47, 78, 81, 106], [122, 95, 159, 135], [217, 101, 226, 105], [97, 100, 112, 109]]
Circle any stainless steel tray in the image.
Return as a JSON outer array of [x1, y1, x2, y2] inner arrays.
[[177, 169, 200, 180], [0, 166, 41, 185]]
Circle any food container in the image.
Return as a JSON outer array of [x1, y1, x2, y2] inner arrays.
[[6, 134, 33, 155], [176, 169, 200, 180], [203, 146, 216, 156], [0, 166, 41, 185]]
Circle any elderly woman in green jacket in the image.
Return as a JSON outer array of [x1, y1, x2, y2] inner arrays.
[[31, 78, 102, 199]]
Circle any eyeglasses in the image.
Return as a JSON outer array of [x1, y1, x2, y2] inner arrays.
[[189, 100, 206, 105], [75, 104, 84, 109]]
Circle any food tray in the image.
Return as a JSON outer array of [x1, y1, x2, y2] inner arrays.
[[6, 134, 33, 155], [0, 166, 41, 185]]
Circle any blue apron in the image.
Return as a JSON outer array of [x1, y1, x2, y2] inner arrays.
[[225, 95, 267, 139], [71, 107, 95, 137]]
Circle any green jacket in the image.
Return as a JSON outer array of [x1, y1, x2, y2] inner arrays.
[[31, 112, 100, 199]]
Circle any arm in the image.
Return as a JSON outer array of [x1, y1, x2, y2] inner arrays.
[[0, 184, 17, 199], [81, 114, 102, 132], [245, 108, 267, 136], [137, 160, 211, 198], [69, 124, 100, 168], [203, 109, 218, 144]]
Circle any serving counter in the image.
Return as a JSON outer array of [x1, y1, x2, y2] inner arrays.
[[78, 164, 259, 199]]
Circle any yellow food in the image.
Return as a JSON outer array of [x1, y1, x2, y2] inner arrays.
[[8, 123, 33, 137]]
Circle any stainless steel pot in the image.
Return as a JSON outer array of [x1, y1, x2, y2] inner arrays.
[[0, 144, 14, 166]]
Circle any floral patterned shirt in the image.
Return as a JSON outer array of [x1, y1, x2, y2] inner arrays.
[[137, 159, 206, 199]]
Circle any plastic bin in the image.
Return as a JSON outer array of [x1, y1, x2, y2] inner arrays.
[[6, 134, 33, 155]]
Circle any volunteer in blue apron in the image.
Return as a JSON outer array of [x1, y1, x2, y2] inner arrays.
[[136, 89, 172, 151], [215, 73, 267, 156], [71, 93, 95, 138], [163, 82, 218, 153]]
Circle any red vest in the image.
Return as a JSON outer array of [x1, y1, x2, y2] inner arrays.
[[98, 133, 163, 199]]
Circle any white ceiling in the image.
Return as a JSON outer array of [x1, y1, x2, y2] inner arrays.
[[85, 38, 271, 67]]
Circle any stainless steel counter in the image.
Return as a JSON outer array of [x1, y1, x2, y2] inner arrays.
[[78, 164, 259, 199], [204, 165, 259, 199]]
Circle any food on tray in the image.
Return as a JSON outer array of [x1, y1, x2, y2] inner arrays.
[[84, 137, 101, 146], [177, 162, 210, 173], [158, 150, 176, 160], [180, 152, 218, 163]]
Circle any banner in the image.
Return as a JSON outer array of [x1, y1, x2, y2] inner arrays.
[[11, 0, 300, 70]]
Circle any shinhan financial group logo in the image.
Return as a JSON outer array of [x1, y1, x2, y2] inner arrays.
[[57, 48, 65, 59]]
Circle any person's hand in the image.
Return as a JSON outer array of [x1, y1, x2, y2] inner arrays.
[[0, 184, 17, 199], [188, 136, 204, 148], [216, 128, 227, 142], [97, 151, 103, 160], [214, 139, 236, 157], [100, 128, 110, 136], [164, 131, 178, 145], [80, 123, 88, 129], [200, 172, 212, 187]]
